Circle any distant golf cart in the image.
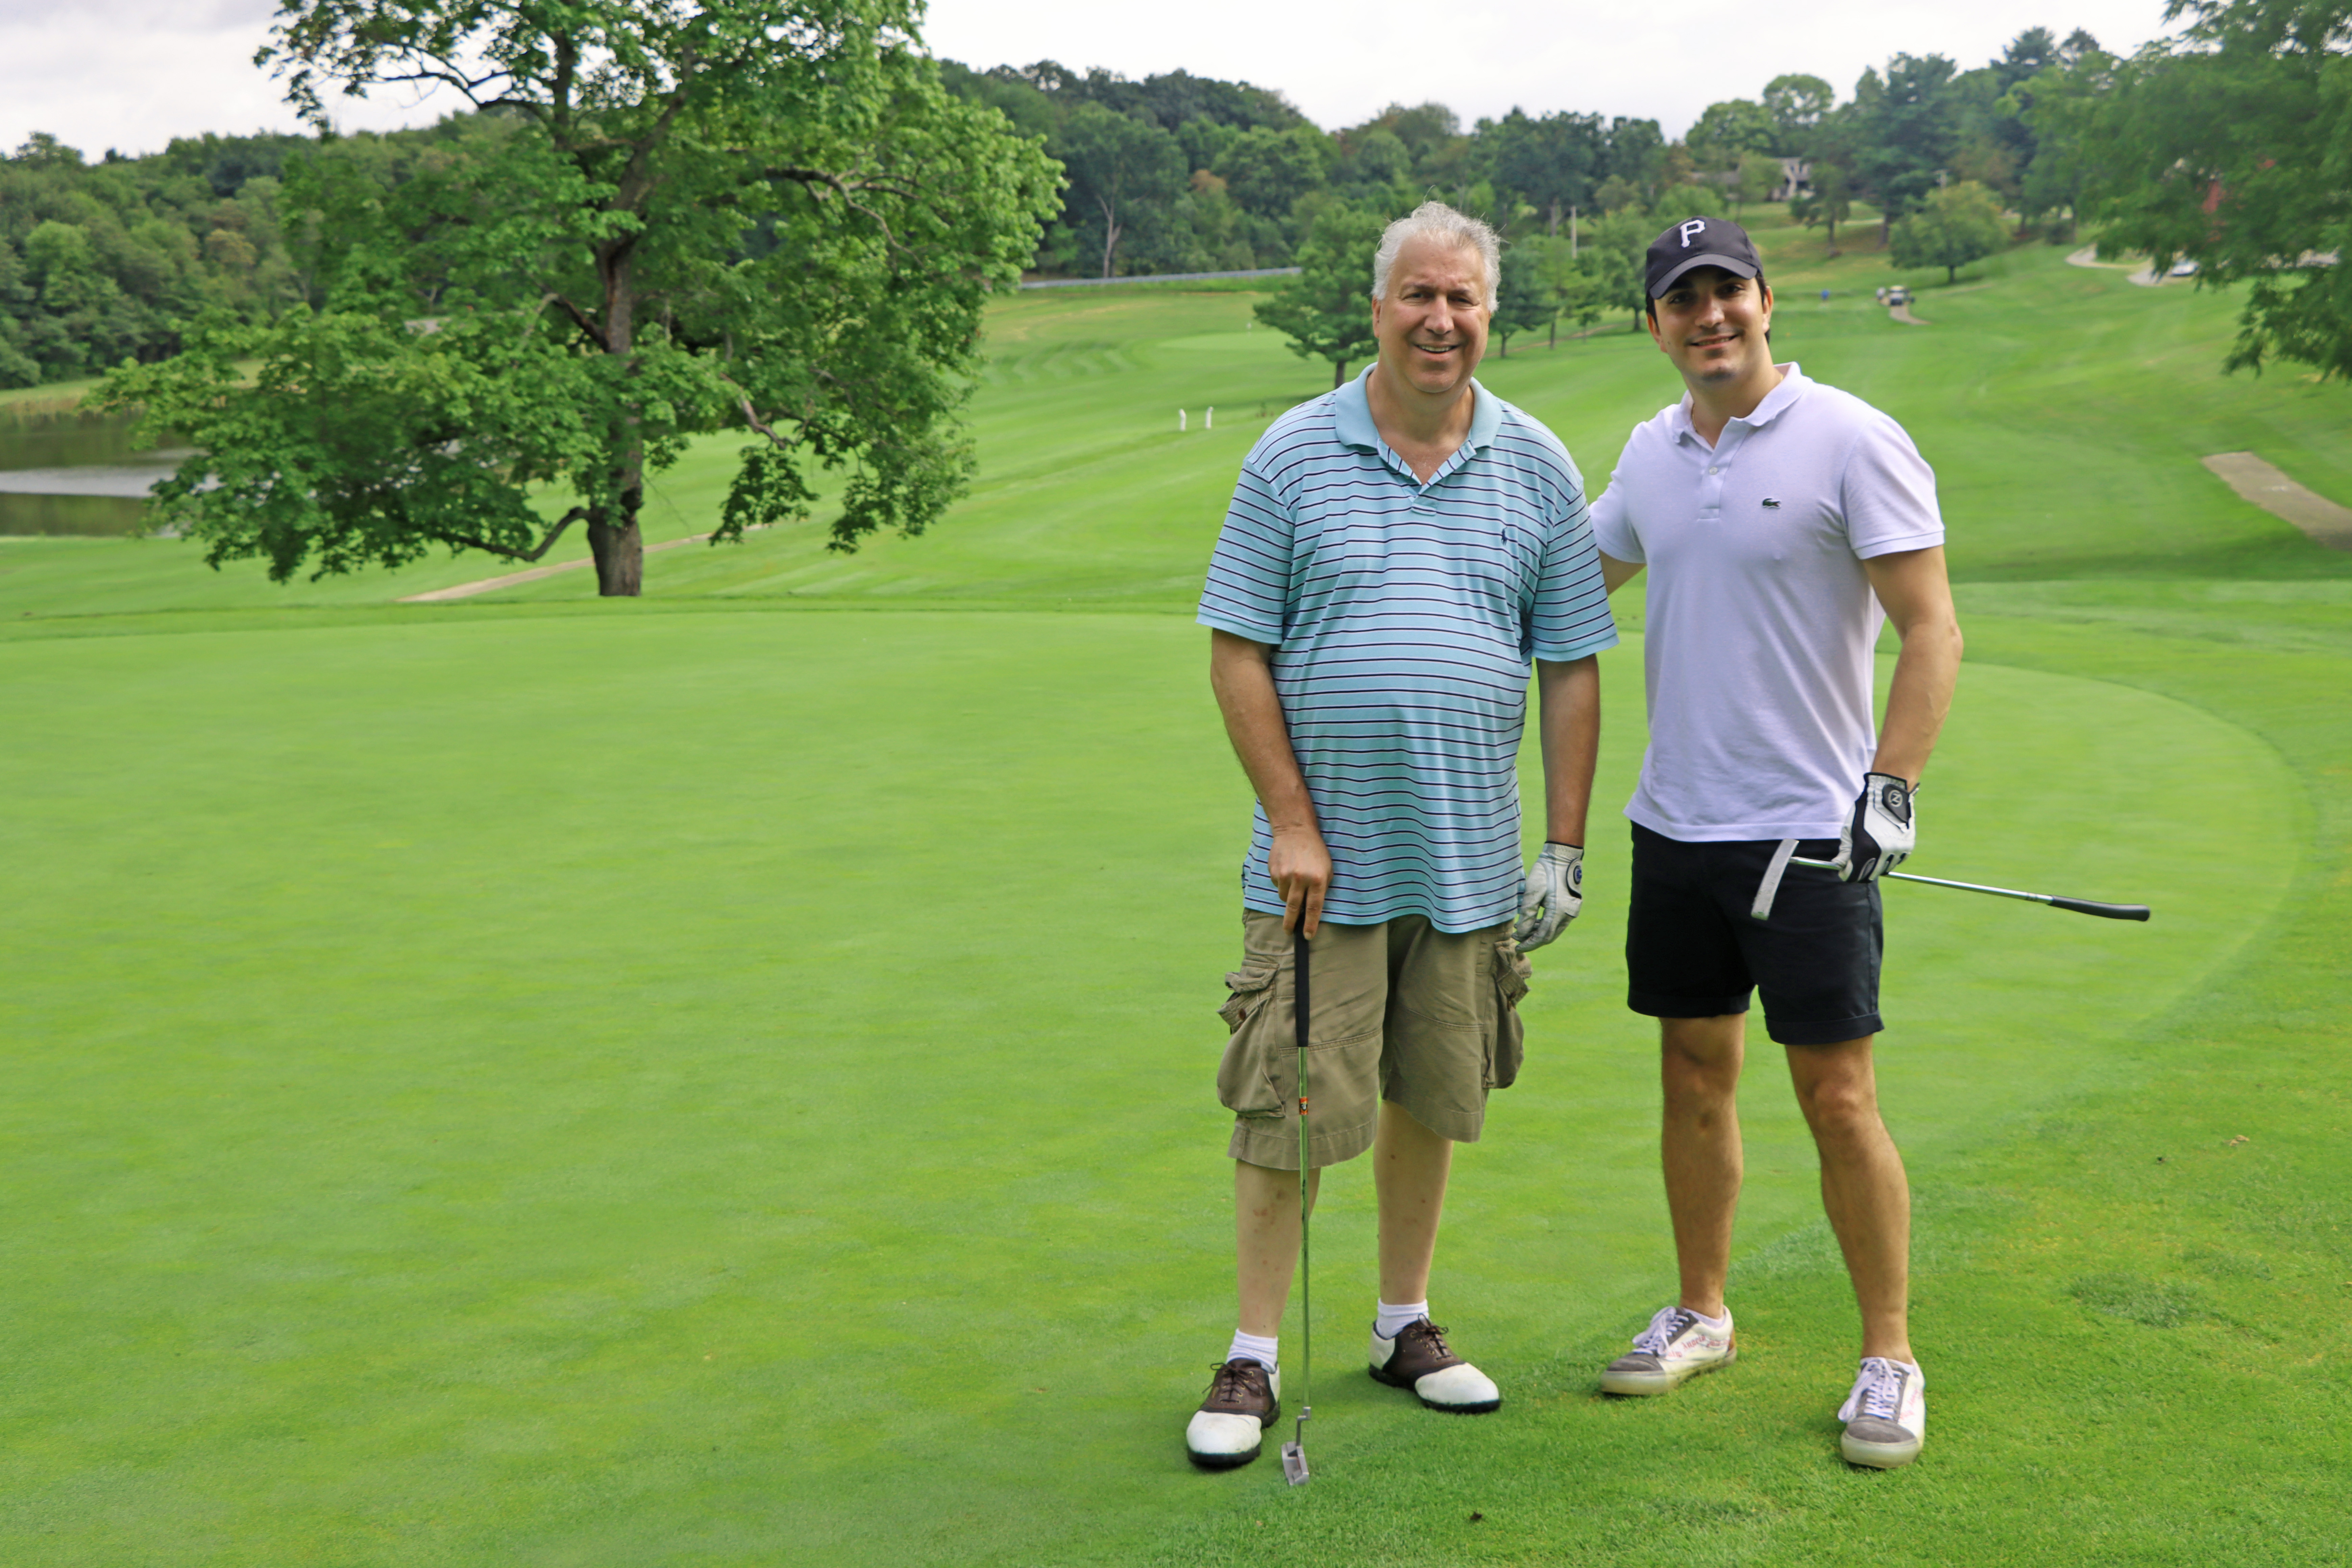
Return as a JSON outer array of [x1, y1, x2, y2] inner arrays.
[[1885, 286, 1912, 307]]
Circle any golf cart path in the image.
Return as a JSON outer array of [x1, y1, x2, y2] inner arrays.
[[2066, 245, 2161, 287], [2202, 452, 2352, 550], [1889, 302, 1929, 325], [399, 530, 723, 602]]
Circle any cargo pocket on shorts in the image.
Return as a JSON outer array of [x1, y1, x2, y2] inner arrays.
[[1487, 938, 1532, 1089], [1215, 960, 1285, 1116]]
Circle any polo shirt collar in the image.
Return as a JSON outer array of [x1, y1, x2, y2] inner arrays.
[[1334, 366, 1501, 468], [1670, 362, 1811, 445]]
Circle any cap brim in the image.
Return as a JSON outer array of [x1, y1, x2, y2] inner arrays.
[[1649, 252, 1761, 297]]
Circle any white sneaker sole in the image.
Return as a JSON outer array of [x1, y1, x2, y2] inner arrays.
[[1841, 1427, 1922, 1469], [1599, 1344, 1736, 1396]]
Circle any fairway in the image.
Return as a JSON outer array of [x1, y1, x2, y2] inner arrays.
[[5, 217, 2349, 1565]]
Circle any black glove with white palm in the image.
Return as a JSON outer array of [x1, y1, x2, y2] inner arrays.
[[1513, 842, 1584, 950], [1835, 773, 1917, 883]]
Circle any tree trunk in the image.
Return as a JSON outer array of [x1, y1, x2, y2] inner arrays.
[[588, 511, 643, 596], [594, 227, 645, 598], [1548, 198, 1560, 237], [1332, 359, 1346, 389], [1098, 194, 1120, 279]]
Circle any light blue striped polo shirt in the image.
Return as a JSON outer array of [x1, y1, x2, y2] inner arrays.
[[1198, 369, 1618, 932]]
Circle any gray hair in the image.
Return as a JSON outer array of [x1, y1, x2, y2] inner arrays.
[[1371, 202, 1501, 305]]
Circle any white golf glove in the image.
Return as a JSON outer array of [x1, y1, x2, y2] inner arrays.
[[1835, 773, 1916, 883], [1513, 842, 1584, 950]]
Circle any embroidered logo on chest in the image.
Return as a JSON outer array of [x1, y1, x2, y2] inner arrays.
[[1761, 497, 1782, 509]]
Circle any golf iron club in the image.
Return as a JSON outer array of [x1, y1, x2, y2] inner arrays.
[[1279, 927, 1313, 1486], [1749, 838, 2151, 923]]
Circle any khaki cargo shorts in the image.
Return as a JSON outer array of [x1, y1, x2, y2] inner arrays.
[[1216, 909, 1533, 1171]]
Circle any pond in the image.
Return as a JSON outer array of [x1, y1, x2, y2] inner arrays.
[[0, 401, 187, 536]]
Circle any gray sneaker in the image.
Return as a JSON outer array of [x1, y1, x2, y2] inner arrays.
[[1599, 1305, 1737, 1396], [1838, 1356, 1926, 1468]]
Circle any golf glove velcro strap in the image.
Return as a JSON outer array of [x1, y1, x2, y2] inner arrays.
[[1513, 842, 1583, 950], [1836, 773, 1916, 883]]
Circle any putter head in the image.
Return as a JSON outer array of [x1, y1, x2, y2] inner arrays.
[[1279, 1440, 1310, 1485]]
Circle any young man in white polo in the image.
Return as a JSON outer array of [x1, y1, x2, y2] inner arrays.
[[1587, 216, 1963, 1468], [1182, 202, 1615, 1469]]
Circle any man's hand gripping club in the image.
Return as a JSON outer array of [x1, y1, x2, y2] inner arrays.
[[1513, 842, 1583, 950], [1271, 826, 1332, 939], [1835, 773, 1917, 883]]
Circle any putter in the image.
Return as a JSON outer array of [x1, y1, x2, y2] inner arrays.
[[1279, 926, 1313, 1486], [1750, 839, 2150, 922]]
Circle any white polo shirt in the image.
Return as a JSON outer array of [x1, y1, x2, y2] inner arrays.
[[1590, 364, 1943, 841]]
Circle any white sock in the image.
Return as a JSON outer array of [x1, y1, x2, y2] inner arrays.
[[1688, 1306, 1732, 1331], [1374, 1300, 1429, 1340], [1227, 1328, 1278, 1373]]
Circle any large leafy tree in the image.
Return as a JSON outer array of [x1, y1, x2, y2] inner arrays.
[[1054, 102, 1185, 278], [1486, 108, 1603, 236], [1686, 98, 1778, 174], [1761, 74, 1836, 157], [2086, 0, 2352, 378], [1890, 179, 2009, 281], [2005, 30, 2116, 238], [1253, 202, 1388, 388], [1849, 54, 1964, 242], [1489, 242, 1552, 356], [95, 0, 1058, 596], [1790, 160, 1854, 251]]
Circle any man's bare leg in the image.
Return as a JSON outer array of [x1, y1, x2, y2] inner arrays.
[[1660, 1014, 1747, 1319], [1784, 1037, 1912, 1363], [1234, 1158, 1321, 1338], [1372, 1100, 1453, 1305]]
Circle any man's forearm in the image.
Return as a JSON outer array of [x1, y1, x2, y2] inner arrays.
[[1873, 628, 1961, 783], [1209, 630, 1317, 832], [1537, 655, 1601, 845], [1864, 547, 1963, 785]]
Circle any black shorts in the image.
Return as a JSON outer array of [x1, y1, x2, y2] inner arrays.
[[1625, 822, 1884, 1046]]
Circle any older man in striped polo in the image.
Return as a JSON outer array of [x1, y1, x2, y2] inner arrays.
[[1183, 202, 1617, 1469]]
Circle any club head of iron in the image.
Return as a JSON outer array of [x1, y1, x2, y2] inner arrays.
[[1279, 1441, 1310, 1485]]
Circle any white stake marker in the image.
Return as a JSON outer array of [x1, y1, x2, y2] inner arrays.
[[1178, 409, 1187, 432]]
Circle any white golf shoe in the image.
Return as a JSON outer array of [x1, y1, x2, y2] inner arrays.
[[1599, 1304, 1738, 1395], [1838, 1356, 1926, 1468], [1184, 1358, 1279, 1469], [1367, 1319, 1501, 1413]]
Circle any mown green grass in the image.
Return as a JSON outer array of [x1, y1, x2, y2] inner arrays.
[[3, 207, 2347, 1565]]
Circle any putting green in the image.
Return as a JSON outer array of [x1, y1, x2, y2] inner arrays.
[[0, 608, 2295, 1564]]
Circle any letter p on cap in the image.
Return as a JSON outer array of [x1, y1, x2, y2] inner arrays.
[[1680, 219, 1707, 248]]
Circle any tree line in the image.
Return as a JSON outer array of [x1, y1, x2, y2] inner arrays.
[[936, 26, 2117, 284], [0, 0, 2326, 602]]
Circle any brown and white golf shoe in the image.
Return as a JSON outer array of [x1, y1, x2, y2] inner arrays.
[[1367, 1319, 1502, 1413], [1184, 1357, 1280, 1469]]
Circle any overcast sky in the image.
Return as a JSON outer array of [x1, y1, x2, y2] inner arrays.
[[2, 0, 2184, 161]]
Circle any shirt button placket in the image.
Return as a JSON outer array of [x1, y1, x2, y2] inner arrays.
[[1699, 456, 1725, 516]]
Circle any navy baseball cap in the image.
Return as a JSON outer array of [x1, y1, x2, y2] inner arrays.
[[1645, 216, 1763, 298]]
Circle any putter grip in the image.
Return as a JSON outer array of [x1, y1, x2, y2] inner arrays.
[[2050, 897, 2152, 921]]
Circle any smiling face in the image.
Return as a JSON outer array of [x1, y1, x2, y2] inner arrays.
[[1646, 264, 1775, 390], [1371, 234, 1490, 400]]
